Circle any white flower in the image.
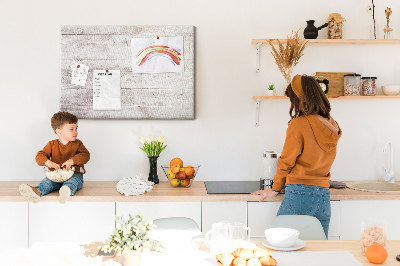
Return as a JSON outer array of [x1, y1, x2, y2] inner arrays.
[[139, 137, 146, 144], [146, 137, 151, 143], [159, 135, 166, 143], [149, 136, 154, 142], [154, 136, 159, 142]]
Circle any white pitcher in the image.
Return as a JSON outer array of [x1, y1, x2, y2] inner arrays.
[[205, 222, 233, 255]]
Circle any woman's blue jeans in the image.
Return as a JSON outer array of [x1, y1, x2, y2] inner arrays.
[[277, 184, 331, 238], [35, 173, 84, 196]]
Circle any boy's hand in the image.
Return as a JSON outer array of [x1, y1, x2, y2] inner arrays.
[[61, 159, 74, 171], [45, 160, 60, 170]]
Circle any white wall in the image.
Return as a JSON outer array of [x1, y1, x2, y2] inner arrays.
[[1, 0, 400, 183]]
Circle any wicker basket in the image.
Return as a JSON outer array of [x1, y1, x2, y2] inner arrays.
[[45, 167, 75, 183]]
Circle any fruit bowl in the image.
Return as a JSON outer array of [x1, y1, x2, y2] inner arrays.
[[161, 164, 200, 188]]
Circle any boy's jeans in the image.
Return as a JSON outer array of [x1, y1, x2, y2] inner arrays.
[[276, 184, 331, 239], [36, 173, 84, 196]]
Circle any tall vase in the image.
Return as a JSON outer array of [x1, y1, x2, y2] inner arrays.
[[121, 250, 142, 266], [148, 156, 159, 184]]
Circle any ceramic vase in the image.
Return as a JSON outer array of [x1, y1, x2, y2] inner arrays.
[[266, 90, 275, 96], [122, 250, 142, 266], [148, 156, 159, 184]]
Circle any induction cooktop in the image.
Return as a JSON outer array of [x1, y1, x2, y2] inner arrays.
[[204, 181, 264, 194]]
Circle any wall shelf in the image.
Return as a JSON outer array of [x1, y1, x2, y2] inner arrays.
[[253, 95, 400, 126], [251, 39, 400, 45]]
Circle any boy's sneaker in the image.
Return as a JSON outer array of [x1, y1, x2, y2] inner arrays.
[[58, 186, 71, 204], [19, 184, 41, 203]]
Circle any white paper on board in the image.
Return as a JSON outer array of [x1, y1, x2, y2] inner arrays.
[[92, 70, 121, 110], [70, 64, 89, 86]]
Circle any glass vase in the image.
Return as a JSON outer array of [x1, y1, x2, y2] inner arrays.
[[148, 156, 159, 184]]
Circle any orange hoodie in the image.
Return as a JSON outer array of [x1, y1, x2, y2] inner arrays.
[[272, 115, 342, 191]]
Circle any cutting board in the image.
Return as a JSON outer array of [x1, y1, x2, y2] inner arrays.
[[315, 72, 356, 96]]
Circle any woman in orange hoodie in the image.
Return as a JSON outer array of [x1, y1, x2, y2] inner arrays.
[[252, 75, 342, 238]]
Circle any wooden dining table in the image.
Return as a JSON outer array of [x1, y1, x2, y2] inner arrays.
[[89, 240, 400, 265]]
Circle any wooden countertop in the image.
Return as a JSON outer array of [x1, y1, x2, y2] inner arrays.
[[2, 181, 400, 202]]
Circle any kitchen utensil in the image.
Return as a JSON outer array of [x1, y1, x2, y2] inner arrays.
[[262, 239, 306, 251], [264, 227, 300, 248], [229, 222, 251, 249], [205, 222, 233, 255], [303, 20, 328, 39], [381, 85, 400, 96], [261, 151, 279, 181]]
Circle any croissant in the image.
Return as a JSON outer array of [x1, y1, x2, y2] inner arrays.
[[252, 248, 271, 259], [232, 248, 254, 260], [216, 253, 235, 266], [232, 257, 246, 266], [259, 255, 277, 266], [247, 258, 262, 266]]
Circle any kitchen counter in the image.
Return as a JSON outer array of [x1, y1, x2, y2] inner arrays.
[[2, 181, 400, 202]]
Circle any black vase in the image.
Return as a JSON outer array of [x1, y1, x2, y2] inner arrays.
[[148, 156, 159, 184], [303, 20, 328, 39]]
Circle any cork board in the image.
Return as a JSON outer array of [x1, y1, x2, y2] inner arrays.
[[60, 25, 195, 119], [315, 72, 356, 96]]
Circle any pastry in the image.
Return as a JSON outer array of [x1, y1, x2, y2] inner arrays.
[[232, 248, 254, 260], [216, 253, 235, 266], [259, 255, 278, 266], [252, 248, 271, 259], [232, 257, 246, 266], [247, 258, 262, 266]]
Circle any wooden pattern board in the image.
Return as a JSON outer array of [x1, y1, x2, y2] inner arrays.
[[315, 72, 356, 96], [60, 25, 195, 119]]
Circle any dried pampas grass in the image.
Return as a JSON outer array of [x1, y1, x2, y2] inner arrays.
[[269, 30, 308, 85]]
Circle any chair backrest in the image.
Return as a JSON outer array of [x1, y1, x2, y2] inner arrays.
[[269, 215, 327, 240], [152, 217, 202, 237]]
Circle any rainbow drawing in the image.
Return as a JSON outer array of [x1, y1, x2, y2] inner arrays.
[[136, 45, 181, 67]]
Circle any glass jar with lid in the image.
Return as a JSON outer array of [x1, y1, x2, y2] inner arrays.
[[362, 77, 377, 96], [344, 74, 361, 96]]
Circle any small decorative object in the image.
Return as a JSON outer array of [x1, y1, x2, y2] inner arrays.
[[44, 167, 75, 183], [116, 175, 154, 196], [139, 135, 167, 184], [269, 30, 308, 88], [362, 77, 377, 96], [367, 1, 378, 39], [266, 84, 276, 96], [326, 13, 345, 39], [384, 7, 393, 39], [101, 214, 159, 266], [381, 85, 400, 96], [344, 74, 362, 96], [303, 20, 328, 39], [315, 76, 330, 94]]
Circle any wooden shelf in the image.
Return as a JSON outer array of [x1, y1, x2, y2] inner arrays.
[[253, 95, 400, 99], [251, 39, 400, 45]]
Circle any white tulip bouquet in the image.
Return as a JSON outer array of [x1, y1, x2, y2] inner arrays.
[[139, 135, 167, 157]]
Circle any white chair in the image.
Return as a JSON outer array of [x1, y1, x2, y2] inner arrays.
[[269, 215, 327, 240]]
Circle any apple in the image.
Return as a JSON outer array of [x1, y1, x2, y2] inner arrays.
[[171, 164, 180, 174], [170, 178, 181, 187], [180, 179, 191, 187], [176, 171, 186, 180], [184, 166, 195, 177], [167, 169, 176, 179]]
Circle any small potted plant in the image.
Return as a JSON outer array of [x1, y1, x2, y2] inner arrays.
[[101, 214, 159, 266], [267, 84, 276, 96]]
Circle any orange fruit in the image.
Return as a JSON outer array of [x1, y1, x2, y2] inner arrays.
[[170, 158, 183, 168], [365, 244, 388, 264]]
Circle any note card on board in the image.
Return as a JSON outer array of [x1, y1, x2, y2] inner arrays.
[[93, 70, 121, 110]]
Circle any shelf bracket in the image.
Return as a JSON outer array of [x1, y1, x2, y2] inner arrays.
[[255, 99, 261, 126], [255, 42, 262, 73]]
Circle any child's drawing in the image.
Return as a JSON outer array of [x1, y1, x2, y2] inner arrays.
[[131, 36, 184, 73]]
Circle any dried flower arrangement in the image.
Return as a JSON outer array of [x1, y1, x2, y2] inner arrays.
[[367, 0, 377, 39], [384, 7, 393, 39], [268, 30, 308, 86]]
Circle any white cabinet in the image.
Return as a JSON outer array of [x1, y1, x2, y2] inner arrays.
[[29, 202, 115, 246], [116, 202, 201, 230], [0, 202, 28, 252], [247, 201, 341, 240], [202, 201, 247, 233], [247, 202, 281, 239], [340, 200, 400, 240]]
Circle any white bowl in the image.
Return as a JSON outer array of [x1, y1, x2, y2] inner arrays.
[[382, 85, 400, 96], [264, 227, 300, 248]]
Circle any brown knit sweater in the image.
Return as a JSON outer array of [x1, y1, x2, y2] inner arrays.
[[272, 115, 342, 191], [36, 139, 90, 174]]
